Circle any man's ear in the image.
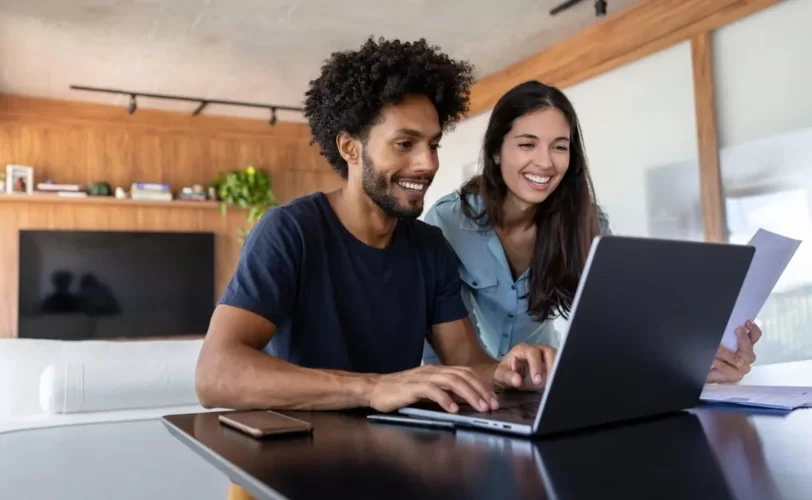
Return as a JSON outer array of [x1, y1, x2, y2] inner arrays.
[[337, 132, 360, 167]]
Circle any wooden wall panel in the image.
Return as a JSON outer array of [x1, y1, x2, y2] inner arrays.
[[0, 94, 315, 140], [691, 32, 726, 243], [0, 94, 342, 338], [0, 94, 337, 196], [467, 0, 781, 117], [0, 95, 341, 187]]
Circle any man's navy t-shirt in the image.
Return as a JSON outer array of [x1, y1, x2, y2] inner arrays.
[[217, 192, 469, 374]]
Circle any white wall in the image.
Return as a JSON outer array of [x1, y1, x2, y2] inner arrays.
[[562, 41, 701, 239], [422, 110, 492, 218], [713, 0, 812, 149]]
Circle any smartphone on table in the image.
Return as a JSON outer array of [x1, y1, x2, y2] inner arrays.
[[218, 410, 313, 439]]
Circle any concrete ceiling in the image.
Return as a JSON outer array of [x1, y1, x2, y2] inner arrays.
[[0, 0, 639, 122]]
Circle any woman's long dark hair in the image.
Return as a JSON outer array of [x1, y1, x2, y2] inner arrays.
[[459, 80, 600, 322]]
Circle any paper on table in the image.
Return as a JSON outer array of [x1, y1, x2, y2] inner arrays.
[[701, 384, 812, 410], [720, 229, 802, 352]]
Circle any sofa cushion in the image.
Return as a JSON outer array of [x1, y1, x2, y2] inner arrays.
[[39, 357, 198, 414], [0, 338, 203, 418]]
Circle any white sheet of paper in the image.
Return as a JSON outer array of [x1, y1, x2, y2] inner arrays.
[[701, 384, 812, 410], [720, 229, 802, 352]]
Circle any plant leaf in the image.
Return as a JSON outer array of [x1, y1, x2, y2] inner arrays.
[[211, 165, 279, 244]]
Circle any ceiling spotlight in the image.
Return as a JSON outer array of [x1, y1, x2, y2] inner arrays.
[[128, 94, 137, 114], [269, 107, 277, 126], [595, 0, 607, 16]]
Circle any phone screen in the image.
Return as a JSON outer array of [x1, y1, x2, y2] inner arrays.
[[219, 410, 313, 438]]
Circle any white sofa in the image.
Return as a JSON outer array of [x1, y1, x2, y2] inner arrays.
[[0, 338, 231, 500], [0, 338, 217, 433]]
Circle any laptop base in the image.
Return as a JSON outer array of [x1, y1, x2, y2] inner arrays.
[[399, 391, 543, 436]]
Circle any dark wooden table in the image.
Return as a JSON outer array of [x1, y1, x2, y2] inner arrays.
[[163, 362, 812, 500]]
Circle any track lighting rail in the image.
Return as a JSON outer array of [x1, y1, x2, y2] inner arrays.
[[69, 85, 303, 125]]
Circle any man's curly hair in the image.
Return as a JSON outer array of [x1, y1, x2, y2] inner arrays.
[[304, 36, 475, 178]]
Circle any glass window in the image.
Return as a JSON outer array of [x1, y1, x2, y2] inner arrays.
[[713, 0, 812, 364]]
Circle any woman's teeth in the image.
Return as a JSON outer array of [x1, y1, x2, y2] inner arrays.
[[523, 173, 551, 185]]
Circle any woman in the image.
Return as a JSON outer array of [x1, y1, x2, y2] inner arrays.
[[423, 80, 760, 384]]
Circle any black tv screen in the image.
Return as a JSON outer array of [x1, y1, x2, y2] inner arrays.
[[18, 230, 216, 340]]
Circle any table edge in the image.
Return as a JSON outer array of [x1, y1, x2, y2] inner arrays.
[[161, 415, 289, 500]]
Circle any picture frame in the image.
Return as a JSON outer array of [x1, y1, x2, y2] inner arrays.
[[5, 164, 34, 195]]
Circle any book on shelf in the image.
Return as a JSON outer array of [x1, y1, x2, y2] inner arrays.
[[131, 181, 174, 201], [132, 182, 171, 192], [37, 182, 82, 192], [131, 191, 173, 201]]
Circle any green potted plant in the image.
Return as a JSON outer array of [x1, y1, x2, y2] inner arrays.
[[212, 165, 277, 242]]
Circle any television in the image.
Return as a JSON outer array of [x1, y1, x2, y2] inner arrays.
[[18, 230, 216, 340]]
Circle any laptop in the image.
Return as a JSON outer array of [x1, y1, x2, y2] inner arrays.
[[400, 235, 755, 437]]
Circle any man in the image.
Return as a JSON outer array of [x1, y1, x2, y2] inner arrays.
[[195, 37, 555, 414]]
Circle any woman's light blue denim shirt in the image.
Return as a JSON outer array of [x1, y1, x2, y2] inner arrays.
[[422, 191, 611, 363]]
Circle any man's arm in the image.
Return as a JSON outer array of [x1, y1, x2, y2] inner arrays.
[[429, 318, 557, 391], [195, 304, 376, 410], [427, 317, 499, 386], [425, 230, 503, 387], [197, 305, 499, 413]]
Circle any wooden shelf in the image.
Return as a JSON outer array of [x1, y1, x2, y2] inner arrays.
[[0, 192, 232, 209]]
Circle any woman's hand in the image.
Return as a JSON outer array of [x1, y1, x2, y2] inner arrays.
[[707, 320, 763, 384], [492, 343, 557, 391]]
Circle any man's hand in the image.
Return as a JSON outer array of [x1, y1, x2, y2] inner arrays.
[[368, 365, 500, 414], [707, 320, 762, 384], [493, 343, 557, 391]]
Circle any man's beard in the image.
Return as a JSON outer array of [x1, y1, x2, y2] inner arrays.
[[361, 149, 425, 219]]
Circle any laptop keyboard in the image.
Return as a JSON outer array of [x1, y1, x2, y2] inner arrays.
[[455, 391, 544, 424]]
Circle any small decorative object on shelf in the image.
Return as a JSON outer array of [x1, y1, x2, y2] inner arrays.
[[88, 181, 112, 197], [178, 184, 208, 201], [115, 186, 128, 199], [5, 164, 34, 194], [211, 165, 277, 242]]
